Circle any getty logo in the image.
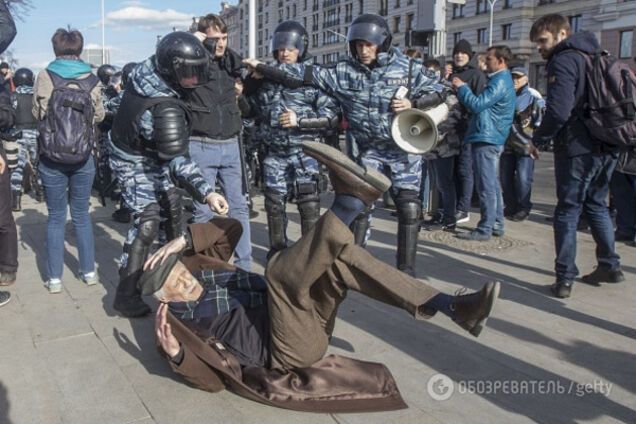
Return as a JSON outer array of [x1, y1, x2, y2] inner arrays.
[[427, 373, 455, 401]]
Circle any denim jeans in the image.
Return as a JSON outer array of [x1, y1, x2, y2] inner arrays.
[[430, 156, 457, 224], [471, 143, 504, 235], [553, 152, 620, 281], [500, 152, 535, 214], [39, 158, 96, 280], [189, 138, 252, 271], [455, 142, 474, 212], [610, 171, 636, 240]]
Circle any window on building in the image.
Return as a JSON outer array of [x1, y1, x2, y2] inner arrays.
[[502, 23, 512, 40], [303, 0, 307, 10], [406, 13, 414, 31], [393, 16, 401, 33], [476, 0, 488, 15], [379, 0, 388, 16], [503, 0, 512, 8], [265, 12, 269, 23], [568, 14, 581, 33], [452, 4, 465, 19], [395, 0, 401, 8], [293, 4, 296, 17], [359, 0, 364, 15], [619, 30, 633, 59], [453, 32, 463, 45], [477, 28, 487, 44]]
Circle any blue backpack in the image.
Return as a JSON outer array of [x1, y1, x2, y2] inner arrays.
[[38, 71, 99, 164]]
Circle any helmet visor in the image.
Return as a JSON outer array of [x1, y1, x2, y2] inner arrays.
[[271, 31, 304, 55], [346, 22, 387, 46], [173, 57, 209, 88]]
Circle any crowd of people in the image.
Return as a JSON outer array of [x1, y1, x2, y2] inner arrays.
[[0, 1, 634, 411]]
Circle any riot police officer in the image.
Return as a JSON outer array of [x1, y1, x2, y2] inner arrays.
[[109, 32, 228, 317], [9, 67, 41, 210], [245, 14, 446, 276], [246, 20, 338, 257]]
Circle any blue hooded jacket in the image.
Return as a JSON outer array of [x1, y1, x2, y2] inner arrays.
[[457, 69, 516, 145]]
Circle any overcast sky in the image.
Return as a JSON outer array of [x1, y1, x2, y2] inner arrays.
[[7, 0, 225, 70]]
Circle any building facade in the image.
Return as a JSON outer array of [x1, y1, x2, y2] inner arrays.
[[445, 0, 636, 93], [232, 0, 419, 64]]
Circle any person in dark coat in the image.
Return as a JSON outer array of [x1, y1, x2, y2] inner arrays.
[[530, 14, 623, 298], [142, 142, 501, 412], [0, 0, 17, 306], [450, 39, 487, 224]]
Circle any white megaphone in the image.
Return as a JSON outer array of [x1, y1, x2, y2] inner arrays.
[[391, 103, 449, 154]]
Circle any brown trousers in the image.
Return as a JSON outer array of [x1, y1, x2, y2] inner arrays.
[[265, 211, 439, 370]]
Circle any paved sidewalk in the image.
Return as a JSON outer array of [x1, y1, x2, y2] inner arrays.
[[1, 155, 635, 424]]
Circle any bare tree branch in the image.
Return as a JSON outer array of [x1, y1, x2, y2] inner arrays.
[[5, 0, 33, 21]]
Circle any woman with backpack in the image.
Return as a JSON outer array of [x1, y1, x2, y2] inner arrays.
[[32, 29, 105, 294]]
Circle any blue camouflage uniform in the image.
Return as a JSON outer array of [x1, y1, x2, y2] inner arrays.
[[109, 58, 214, 269], [248, 59, 338, 250], [271, 47, 444, 274], [10, 85, 40, 196]]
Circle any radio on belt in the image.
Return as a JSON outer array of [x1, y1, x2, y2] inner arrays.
[[393, 86, 409, 100]]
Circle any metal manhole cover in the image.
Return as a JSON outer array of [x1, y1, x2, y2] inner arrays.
[[419, 227, 531, 255]]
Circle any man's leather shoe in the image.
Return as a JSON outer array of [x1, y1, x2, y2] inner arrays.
[[451, 281, 500, 337], [302, 141, 390, 206], [551, 280, 573, 298], [581, 268, 625, 285], [113, 295, 152, 318]]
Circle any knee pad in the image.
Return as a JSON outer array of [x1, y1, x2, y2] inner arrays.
[[137, 203, 160, 245], [296, 181, 320, 218], [158, 188, 183, 240], [395, 190, 421, 224], [264, 190, 286, 215]]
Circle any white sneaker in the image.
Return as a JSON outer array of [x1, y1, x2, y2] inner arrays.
[[45, 279, 62, 294], [81, 272, 98, 286]]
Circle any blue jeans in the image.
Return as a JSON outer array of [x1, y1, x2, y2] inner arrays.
[[500, 153, 535, 214], [553, 152, 620, 281], [472, 143, 504, 235], [456, 142, 474, 212], [39, 158, 96, 280], [430, 156, 457, 224], [610, 171, 636, 240], [189, 138, 252, 271]]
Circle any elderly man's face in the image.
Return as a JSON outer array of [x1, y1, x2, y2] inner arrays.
[[453, 52, 470, 68], [513, 75, 528, 91], [157, 261, 203, 303]]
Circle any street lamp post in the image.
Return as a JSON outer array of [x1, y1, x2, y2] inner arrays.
[[101, 0, 106, 65], [488, 0, 498, 47], [248, 0, 256, 58]]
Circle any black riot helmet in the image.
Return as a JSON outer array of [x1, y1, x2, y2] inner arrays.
[[155, 31, 210, 90], [13, 68, 34, 87], [346, 14, 392, 61], [271, 20, 309, 61], [121, 62, 137, 86], [97, 64, 117, 85]]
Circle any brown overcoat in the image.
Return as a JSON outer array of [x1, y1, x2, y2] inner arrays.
[[159, 218, 408, 413]]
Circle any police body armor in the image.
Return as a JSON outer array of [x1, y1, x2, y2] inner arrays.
[[14, 92, 37, 130], [111, 86, 191, 159]]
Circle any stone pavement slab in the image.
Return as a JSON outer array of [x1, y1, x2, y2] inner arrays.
[[0, 153, 635, 424]]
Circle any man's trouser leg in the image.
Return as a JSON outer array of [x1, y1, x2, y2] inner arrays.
[[472, 143, 504, 235], [499, 153, 517, 215], [552, 152, 619, 281], [610, 170, 636, 240], [516, 155, 535, 213], [0, 146, 18, 275], [456, 142, 474, 213], [265, 211, 438, 370], [583, 153, 620, 271]]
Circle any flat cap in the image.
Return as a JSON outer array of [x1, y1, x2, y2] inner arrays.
[[137, 253, 180, 296]]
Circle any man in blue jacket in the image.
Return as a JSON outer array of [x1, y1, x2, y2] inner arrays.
[[530, 14, 623, 298], [451, 46, 516, 241]]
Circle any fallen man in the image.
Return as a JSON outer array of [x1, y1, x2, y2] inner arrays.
[[140, 142, 500, 413]]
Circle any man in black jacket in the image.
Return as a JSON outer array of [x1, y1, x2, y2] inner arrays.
[[186, 14, 252, 271], [450, 39, 487, 224], [530, 14, 623, 298], [0, 0, 17, 306]]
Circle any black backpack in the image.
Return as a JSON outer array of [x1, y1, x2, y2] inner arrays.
[[38, 71, 99, 164], [575, 50, 636, 148]]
